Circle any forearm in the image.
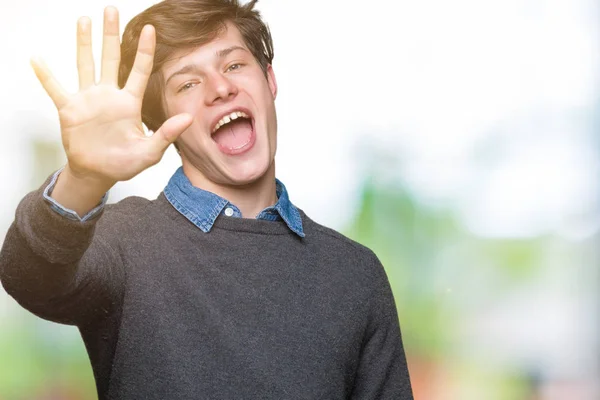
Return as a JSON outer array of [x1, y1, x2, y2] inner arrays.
[[0, 184, 99, 300], [0, 173, 117, 323]]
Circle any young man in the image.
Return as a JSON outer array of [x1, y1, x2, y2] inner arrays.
[[0, 1, 413, 398]]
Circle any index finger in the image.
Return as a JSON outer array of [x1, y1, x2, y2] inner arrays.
[[124, 25, 156, 99]]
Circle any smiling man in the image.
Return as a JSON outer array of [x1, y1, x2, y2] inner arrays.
[[0, 1, 413, 399]]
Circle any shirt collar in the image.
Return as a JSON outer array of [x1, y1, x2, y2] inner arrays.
[[163, 167, 304, 237]]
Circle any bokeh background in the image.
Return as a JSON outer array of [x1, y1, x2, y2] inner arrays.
[[1, 0, 598, 399]]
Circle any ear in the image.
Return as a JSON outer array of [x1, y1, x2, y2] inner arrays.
[[266, 64, 277, 99]]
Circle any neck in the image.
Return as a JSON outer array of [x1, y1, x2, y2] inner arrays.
[[181, 162, 278, 219]]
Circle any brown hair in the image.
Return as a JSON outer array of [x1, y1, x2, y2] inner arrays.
[[118, 0, 274, 135]]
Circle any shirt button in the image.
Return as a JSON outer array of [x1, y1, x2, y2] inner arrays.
[[224, 207, 234, 217]]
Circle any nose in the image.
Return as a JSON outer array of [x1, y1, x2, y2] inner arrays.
[[204, 72, 238, 105]]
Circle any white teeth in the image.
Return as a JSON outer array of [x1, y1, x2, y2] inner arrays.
[[212, 111, 250, 133]]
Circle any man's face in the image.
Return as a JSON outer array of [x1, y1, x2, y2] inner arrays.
[[162, 22, 278, 187]]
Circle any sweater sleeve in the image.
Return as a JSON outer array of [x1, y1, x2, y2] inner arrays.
[[0, 174, 125, 326], [350, 253, 414, 400]]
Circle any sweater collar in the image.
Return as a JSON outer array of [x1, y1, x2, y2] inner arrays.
[[163, 167, 304, 237]]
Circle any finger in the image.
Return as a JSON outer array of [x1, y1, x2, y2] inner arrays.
[[30, 57, 70, 109], [100, 6, 121, 85], [146, 113, 193, 158], [124, 25, 156, 98], [77, 16, 95, 89]]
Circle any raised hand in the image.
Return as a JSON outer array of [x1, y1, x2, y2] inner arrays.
[[31, 6, 192, 190]]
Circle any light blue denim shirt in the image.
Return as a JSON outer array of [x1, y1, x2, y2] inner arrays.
[[43, 166, 304, 237], [163, 167, 304, 237]]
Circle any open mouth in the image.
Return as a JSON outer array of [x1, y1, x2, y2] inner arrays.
[[211, 110, 255, 155]]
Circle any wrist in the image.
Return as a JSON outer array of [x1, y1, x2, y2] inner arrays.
[[63, 164, 115, 195], [50, 165, 114, 217]]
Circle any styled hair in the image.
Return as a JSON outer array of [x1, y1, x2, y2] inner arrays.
[[118, 0, 274, 134]]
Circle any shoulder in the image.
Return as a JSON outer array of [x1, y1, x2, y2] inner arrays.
[[297, 210, 393, 310], [299, 210, 383, 271]]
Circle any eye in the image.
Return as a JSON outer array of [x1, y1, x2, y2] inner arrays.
[[227, 63, 244, 72], [177, 82, 197, 93]]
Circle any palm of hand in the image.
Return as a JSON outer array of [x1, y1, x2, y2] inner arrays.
[[31, 6, 192, 185]]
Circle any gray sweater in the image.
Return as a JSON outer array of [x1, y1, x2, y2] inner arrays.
[[0, 178, 413, 399]]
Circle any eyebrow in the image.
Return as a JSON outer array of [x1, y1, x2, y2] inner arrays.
[[165, 46, 249, 86]]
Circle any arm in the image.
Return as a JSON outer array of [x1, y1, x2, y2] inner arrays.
[[0, 7, 193, 324], [350, 255, 414, 400]]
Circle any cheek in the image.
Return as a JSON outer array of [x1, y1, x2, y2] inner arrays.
[[177, 118, 209, 149], [254, 84, 276, 121], [167, 93, 203, 115]]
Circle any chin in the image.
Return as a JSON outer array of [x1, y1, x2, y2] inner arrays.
[[221, 156, 273, 186]]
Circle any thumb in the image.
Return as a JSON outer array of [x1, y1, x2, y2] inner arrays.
[[149, 113, 194, 154]]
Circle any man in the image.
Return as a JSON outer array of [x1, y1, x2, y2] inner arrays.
[[0, 0, 413, 398]]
